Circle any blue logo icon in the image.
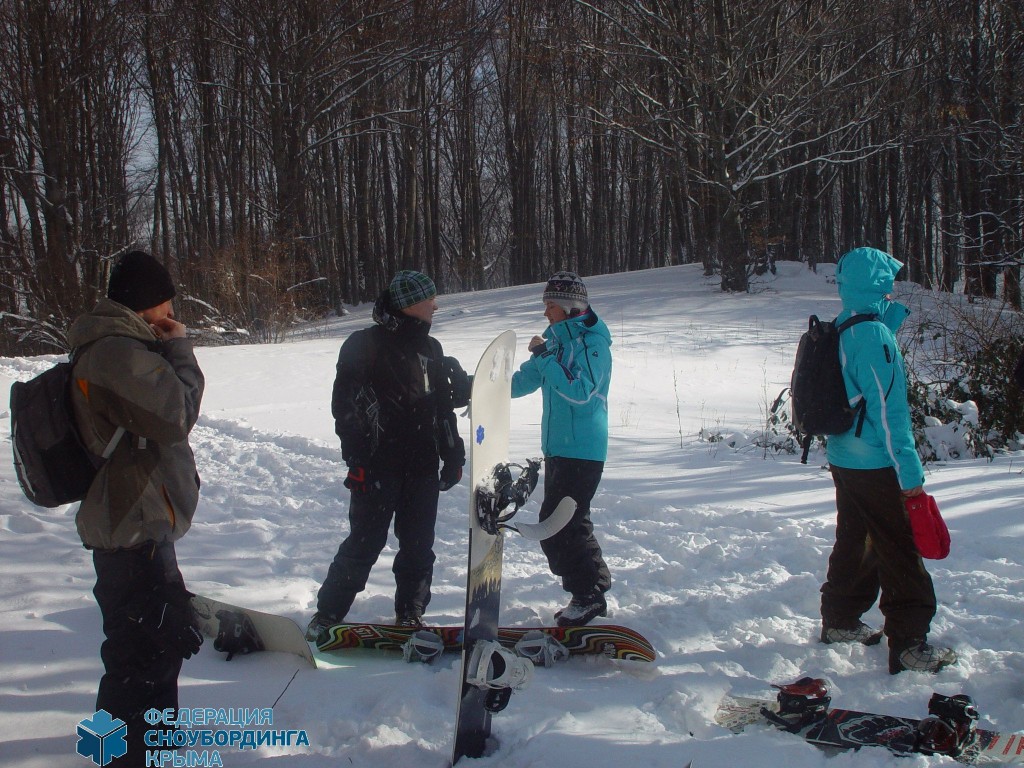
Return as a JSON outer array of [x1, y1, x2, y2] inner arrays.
[[475, 425, 485, 445], [77, 710, 128, 766]]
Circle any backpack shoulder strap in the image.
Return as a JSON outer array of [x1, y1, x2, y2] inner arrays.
[[835, 313, 887, 439], [69, 339, 128, 458], [836, 313, 879, 333]]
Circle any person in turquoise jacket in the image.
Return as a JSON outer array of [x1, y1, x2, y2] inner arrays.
[[820, 247, 956, 674], [512, 271, 612, 626]]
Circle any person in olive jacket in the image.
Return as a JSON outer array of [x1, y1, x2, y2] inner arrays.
[[68, 250, 204, 766], [306, 270, 469, 640]]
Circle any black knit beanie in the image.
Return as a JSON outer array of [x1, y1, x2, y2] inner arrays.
[[107, 251, 177, 312]]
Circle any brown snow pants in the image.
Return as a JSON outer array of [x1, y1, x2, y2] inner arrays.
[[820, 465, 937, 648]]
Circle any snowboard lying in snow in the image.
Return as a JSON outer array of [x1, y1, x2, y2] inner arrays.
[[716, 677, 1024, 764], [191, 594, 316, 668], [316, 621, 656, 662], [191, 596, 654, 666]]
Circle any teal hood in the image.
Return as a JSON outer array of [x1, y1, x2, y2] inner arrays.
[[828, 247, 924, 489], [835, 247, 909, 332]]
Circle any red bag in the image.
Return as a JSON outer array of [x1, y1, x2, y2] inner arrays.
[[904, 492, 950, 559]]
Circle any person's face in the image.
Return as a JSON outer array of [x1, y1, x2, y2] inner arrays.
[[401, 296, 437, 323], [139, 299, 174, 324], [544, 300, 568, 325]]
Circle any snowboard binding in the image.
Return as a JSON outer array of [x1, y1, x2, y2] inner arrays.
[[762, 677, 831, 733], [476, 459, 541, 536], [916, 693, 979, 757], [466, 640, 534, 713], [213, 609, 265, 661], [513, 630, 570, 667], [402, 629, 446, 664]]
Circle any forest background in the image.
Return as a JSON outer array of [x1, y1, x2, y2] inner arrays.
[[0, 0, 1021, 354]]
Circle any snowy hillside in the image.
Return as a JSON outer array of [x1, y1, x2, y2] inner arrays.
[[1, 263, 1022, 767]]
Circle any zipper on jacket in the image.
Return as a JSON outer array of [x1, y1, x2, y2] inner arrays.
[[161, 485, 176, 528]]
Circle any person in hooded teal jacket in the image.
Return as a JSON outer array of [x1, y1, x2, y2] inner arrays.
[[819, 247, 956, 674], [512, 271, 612, 626]]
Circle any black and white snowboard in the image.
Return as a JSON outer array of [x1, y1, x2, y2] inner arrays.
[[452, 330, 530, 764], [191, 594, 316, 668]]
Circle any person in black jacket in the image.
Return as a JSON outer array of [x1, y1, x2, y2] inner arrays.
[[306, 271, 469, 638]]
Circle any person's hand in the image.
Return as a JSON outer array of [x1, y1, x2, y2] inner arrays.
[[439, 463, 462, 491], [443, 357, 473, 407], [901, 485, 924, 498], [344, 466, 374, 494], [150, 316, 187, 340], [528, 335, 547, 355], [127, 588, 203, 660]]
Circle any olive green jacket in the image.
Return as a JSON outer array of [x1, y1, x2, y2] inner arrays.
[[67, 299, 204, 550]]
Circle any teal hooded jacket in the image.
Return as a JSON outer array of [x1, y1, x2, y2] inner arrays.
[[826, 247, 925, 489], [511, 309, 612, 462]]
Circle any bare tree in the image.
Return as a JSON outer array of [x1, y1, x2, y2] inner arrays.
[[0, 0, 146, 350], [1, 0, 1021, 352]]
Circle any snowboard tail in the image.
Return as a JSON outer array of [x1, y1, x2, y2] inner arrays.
[[191, 594, 316, 668]]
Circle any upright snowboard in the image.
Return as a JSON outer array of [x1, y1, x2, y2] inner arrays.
[[453, 330, 519, 764], [191, 594, 316, 669]]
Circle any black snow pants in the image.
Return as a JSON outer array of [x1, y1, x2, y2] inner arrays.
[[820, 465, 937, 647], [539, 456, 612, 597], [317, 471, 440, 620], [93, 541, 186, 768]]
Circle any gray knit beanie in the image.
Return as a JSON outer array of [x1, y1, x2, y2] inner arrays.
[[542, 271, 589, 312]]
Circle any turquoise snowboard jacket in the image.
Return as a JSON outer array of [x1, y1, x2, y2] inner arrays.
[[511, 309, 612, 462], [826, 247, 926, 490]]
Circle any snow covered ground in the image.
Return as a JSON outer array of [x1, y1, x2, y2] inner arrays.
[[1, 262, 1022, 767]]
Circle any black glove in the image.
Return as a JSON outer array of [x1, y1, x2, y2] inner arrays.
[[439, 463, 463, 491], [443, 356, 473, 408], [127, 587, 204, 660], [344, 465, 375, 494]]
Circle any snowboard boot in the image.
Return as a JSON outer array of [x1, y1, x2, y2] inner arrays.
[[395, 613, 424, 629], [888, 638, 957, 675], [555, 591, 607, 627], [393, 614, 421, 630], [304, 611, 340, 643], [819, 621, 883, 646]]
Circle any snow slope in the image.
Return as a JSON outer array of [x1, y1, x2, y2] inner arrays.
[[1, 263, 1022, 767]]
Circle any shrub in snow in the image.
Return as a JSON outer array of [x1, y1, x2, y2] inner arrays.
[[900, 287, 1024, 461]]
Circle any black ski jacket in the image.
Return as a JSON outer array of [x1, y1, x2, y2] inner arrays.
[[331, 293, 466, 474]]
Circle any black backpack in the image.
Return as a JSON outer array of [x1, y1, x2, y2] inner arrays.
[[790, 314, 877, 464], [10, 354, 124, 507]]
